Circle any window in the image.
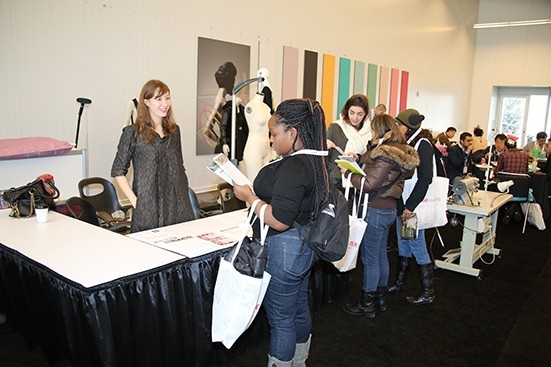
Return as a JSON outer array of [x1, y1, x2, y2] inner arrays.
[[495, 87, 551, 147]]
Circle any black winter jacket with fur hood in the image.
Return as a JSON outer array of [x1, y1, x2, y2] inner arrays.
[[350, 139, 419, 208]]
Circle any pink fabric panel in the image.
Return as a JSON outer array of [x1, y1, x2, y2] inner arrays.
[[378, 66, 390, 111], [0, 137, 73, 159], [400, 71, 409, 112], [389, 68, 400, 117], [282, 46, 299, 100]]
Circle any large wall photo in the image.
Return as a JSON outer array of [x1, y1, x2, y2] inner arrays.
[[196, 37, 250, 156]]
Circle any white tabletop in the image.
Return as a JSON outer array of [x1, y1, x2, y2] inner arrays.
[[127, 209, 248, 257], [0, 210, 185, 288], [0, 208, 251, 289], [447, 190, 512, 216]]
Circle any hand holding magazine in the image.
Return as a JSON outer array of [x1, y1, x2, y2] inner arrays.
[[335, 155, 366, 176], [207, 153, 253, 188]]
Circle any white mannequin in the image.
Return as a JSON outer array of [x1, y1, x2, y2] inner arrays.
[[257, 68, 271, 90], [123, 98, 138, 127], [242, 93, 273, 181]]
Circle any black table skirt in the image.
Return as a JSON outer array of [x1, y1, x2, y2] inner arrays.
[[0, 244, 349, 366]]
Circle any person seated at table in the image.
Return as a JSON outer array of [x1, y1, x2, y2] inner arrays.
[[522, 131, 549, 158], [471, 126, 488, 154], [445, 132, 473, 183], [435, 126, 457, 154], [472, 133, 508, 164], [495, 139, 530, 174]]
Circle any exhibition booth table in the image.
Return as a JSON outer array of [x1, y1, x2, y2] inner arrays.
[[0, 209, 349, 366]]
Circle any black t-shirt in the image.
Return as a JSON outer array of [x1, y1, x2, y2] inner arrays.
[[253, 154, 315, 237]]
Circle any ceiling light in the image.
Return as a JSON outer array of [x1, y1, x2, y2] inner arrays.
[[473, 19, 551, 29]]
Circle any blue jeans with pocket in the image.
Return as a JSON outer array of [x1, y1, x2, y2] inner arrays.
[[263, 228, 315, 362], [360, 207, 396, 292], [395, 216, 432, 265]]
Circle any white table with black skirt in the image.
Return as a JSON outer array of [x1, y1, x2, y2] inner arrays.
[[0, 208, 349, 366]]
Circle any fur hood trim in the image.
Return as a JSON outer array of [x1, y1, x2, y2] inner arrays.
[[370, 143, 420, 171]]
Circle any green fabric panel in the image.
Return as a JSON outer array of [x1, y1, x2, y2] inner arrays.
[[367, 63, 378, 106], [353, 60, 365, 95], [337, 58, 351, 120]]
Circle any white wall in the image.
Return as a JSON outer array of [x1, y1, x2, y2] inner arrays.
[[0, 0, 479, 194], [469, 0, 551, 135]]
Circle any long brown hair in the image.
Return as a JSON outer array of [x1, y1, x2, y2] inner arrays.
[[371, 114, 406, 144], [135, 80, 178, 143], [340, 94, 369, 129]]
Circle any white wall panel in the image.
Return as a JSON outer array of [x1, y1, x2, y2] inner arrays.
[[1, 0, 480, 194], [469, 0, 551, 132]]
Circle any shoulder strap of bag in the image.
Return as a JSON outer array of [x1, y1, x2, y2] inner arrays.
[[290, 149, 328, 157], [409, 137, 437, 181], [229, 201, 269, 264]]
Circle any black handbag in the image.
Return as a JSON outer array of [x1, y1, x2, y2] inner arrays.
[[223, 201, 269, 278], [224, 236, 269, 278], [2, 177, 59, 218]]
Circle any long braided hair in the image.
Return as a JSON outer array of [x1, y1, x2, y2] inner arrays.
[[273, 98, 329, 216]]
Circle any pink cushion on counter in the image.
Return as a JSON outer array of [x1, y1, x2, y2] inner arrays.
[[0, 137, 73, 159]]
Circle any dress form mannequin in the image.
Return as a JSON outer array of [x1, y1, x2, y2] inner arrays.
[[257, 68, 274, 114], [242, 92, 273, 181], [123, 98, 138, 127]]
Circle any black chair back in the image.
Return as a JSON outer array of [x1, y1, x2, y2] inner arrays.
[[495, 172, 531, 198], [78, 177, 132, 216], [65, 196, 101, 226], [188, 188, 202, 220], [217, 182, 246, 213]]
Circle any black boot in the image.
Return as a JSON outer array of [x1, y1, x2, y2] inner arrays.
[[375, 287, 387, 311], [407, 263, 435, 305], [343, 292, 376, 317], [387, 256, 411, 294]]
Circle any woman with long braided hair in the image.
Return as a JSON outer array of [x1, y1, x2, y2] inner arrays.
[[234, 98, 328, 367]]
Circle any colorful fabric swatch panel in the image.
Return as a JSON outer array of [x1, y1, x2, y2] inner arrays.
[[400, 71, 409, 112], [303, 50, 318, 100], [353, 60, 365, 95], [337, 58, 351, 120], [321, 54, 336, 126], [367, 63, 378, 108], [282, 46, 299, 100], [389, 68, 400, 117]]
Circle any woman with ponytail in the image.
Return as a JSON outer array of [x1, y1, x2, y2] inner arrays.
[[234, 98, 329, 367]]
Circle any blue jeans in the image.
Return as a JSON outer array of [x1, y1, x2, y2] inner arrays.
[[395, 217, 431, 265], [360, 207, 396, 292], [263, 228, 315, 361]]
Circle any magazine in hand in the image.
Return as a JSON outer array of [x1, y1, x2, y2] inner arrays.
[[207, 153, 253, 187], [335, 155, 365, 176]]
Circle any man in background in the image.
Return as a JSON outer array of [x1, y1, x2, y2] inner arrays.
[[435, 126, 457, 153], [472, 133, 508, 164], [496, 139, 530, 174], [446, 132, 473, 183], [522, 131, 549, 158]]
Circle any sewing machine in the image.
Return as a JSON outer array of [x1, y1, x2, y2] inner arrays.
[[451, 176, 480, 205]]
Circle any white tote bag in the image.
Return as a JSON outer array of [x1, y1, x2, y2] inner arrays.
[[211, 203, 271, 349], [402, 138, 449, 230], [332, 177, 368, 272]]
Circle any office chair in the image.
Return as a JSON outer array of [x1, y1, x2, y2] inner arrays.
[[495, 172, 532, 233], [188, 188, 202, 220], [217, 182, 246, 213], [78, 177, 132, 224], [65, 196, 130, 233]]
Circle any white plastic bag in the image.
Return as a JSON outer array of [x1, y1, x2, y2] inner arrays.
[[332, 177, 368, 272], [521, 202, 546, 230], [402, 138, 449, 230], [211, 203, 271, 349]]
